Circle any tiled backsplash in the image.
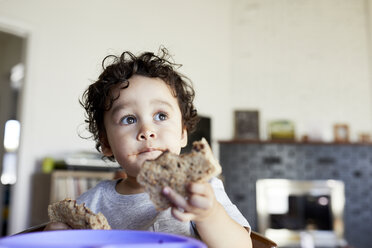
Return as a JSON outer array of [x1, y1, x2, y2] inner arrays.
[[219, 141, 372, 248]]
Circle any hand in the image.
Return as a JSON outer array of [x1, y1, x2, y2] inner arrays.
[[44, 222, 71, 231], [163, 182, 253, 248], [162, 182, 220, 223]]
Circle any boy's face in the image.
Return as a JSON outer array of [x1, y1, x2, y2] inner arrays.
[[102, 75, 188, 177]]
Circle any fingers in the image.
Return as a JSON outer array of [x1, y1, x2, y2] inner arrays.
[[171, 207, 194, 222], [189, 194, 212, 210], [163, 187, 194, 222], [188, 182, 209, 195], [162, 182, 216, 222], [162, 187, 189, 210], [162, 183, 212, 209], [44, 222, 71, 231], [188, 182, 214, 208]]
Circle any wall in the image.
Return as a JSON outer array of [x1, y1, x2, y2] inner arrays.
[[232, 0, 372, 141], [0, 0, 232, 234]]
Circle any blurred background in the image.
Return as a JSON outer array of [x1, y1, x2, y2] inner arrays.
[[1, 0, 372, 247]]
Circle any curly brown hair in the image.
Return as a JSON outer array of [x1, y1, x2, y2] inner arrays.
[[80, 48, 199, 160]]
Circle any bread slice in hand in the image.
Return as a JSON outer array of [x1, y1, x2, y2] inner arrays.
[[48, 198, 111, 229], [137, 138, 222, 211]]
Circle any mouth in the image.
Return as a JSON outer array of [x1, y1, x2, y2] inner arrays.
[[134, 148, 165, 161], [138, 148, 164, 155]]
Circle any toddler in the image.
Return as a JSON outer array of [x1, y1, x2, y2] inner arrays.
[[46, 48, 252, 248]]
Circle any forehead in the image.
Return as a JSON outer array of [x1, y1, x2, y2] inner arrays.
[[109, 75, 178, 107]]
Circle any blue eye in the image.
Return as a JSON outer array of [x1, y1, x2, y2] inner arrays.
[[154, 112, 168, 121], [121, 115, 137, 125]]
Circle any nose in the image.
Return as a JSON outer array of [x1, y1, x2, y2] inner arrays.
[[137, 124, 157, 141]]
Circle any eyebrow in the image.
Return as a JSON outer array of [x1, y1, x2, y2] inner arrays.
[[110, 99, 175, 117], [150, 99, 175, 110], [110, 104, 127, 118]]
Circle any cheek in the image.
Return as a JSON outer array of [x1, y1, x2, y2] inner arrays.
[[161, 131, 184, 153], [159, 126, 182, 140], [107, 135, 131, 157]]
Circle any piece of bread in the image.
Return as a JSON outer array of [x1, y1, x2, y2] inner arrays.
[[137, 138, 222, 211], [48, 198, 111, 230]]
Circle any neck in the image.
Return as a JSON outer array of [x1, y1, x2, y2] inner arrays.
[[116, 175, 145, 195]]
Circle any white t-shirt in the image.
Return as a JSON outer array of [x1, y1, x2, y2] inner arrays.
[[77, 177, 250, 238]]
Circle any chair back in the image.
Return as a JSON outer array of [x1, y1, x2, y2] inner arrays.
[[251, 231, 277, 248]]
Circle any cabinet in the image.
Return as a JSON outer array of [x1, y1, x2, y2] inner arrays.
[[30, 170, 115, 226]]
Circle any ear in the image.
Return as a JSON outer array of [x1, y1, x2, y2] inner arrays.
[[101, 143, 113, 157], [181, 128, 188, 148], [100, 134, 113, 157]]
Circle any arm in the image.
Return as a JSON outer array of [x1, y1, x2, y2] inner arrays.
[[162, 182, 252, 248]]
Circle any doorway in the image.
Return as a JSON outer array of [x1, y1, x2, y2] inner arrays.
[[0, 30, 26, 236]]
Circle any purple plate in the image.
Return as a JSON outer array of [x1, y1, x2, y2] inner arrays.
[[0, 230, 207, 248]]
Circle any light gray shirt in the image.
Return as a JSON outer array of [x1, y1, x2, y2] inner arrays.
[[77, 177, 250, 238]]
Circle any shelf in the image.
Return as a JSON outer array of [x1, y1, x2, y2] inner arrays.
[[218, 139, 372, 146], [31, 170, 115, 226]]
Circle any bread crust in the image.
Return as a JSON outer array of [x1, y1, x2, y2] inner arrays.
[[137, 138, 222, 211], [48, 198, 111, 229]]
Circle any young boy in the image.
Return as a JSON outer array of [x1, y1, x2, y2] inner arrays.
[[46, 48, 252, 247]]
